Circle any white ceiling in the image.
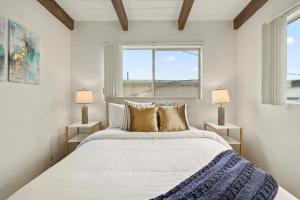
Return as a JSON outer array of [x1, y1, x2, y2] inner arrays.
[[55, 0, 251, 21]]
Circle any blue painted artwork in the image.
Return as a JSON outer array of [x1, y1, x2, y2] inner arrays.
[[9, 20, 40, 84]]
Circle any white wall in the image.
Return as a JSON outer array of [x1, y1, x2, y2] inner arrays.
[[0, 0, 298, 198], [236, 0, 300, 198], [71, 21, 237, 128], [0, 0, 71, 199]]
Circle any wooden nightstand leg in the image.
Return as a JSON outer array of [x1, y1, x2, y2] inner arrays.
[[99, 122, 102, 131], [64, 127, 69, 155], [240, 128, 243, 155], [226, 129, 229, 136], [204, 123, 207, 130], [77, 127, 80, 135]]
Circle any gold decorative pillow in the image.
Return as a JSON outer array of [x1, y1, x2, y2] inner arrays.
[[158, 105, 189, 132], [129, 105, 158, 132], [122, 100, 154, 130]]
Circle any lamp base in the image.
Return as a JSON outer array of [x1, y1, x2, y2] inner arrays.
[[82, 105, 88, 124], [218, 106, 225, 125]]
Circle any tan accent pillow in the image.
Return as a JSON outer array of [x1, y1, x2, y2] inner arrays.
[[129, 105, 158, 132], [121, 101, 154, 130], [158, 105, 189, 132]]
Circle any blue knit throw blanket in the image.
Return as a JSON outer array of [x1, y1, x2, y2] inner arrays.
[[152, 150, 278, 200]]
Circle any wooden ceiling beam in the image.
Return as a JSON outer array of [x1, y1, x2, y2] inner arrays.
[[178, 0, 194, 30], [234, 0, 269, 30], [111, 0, 128, 31], [37, 0, 74, 30]]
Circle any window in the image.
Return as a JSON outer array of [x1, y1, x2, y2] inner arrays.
[[262, 9, 300, 104], [287, 18, 300, 101], [122, 46, 201, 97], [123, 49, 153, 97]]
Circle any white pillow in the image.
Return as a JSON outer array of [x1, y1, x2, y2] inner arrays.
[[108, 103, 124, 128]]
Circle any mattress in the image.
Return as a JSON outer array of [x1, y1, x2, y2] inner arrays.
[[8, 127, 297, 200]]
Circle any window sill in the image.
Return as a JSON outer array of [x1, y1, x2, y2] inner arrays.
[[287, 100, 300, 105]]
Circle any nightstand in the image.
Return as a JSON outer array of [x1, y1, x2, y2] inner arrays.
[[64, 121, 101, 155], [204, 122, 243, 155]]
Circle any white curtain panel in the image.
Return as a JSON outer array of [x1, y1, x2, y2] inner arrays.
[[104, 44, 123, 97], [262, 16, 287, 105]]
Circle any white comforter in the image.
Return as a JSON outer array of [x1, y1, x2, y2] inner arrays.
[[8, 127, 297, 200]]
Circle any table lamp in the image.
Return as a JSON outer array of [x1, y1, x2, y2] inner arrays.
[[212, 88, 230, 125], [76, 88, 93, 124]]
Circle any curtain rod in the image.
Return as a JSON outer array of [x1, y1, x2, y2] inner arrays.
[[103, 42, 204, 46], [264, 3, 300, 24], [283, 2, 300, 16], [265, 2, 300, 24]]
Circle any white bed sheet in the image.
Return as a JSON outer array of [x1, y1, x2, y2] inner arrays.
[[8, 127, 297, 200]]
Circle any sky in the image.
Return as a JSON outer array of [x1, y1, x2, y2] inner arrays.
[[287, 19, 300, 80], [123, 49, 199, 81]]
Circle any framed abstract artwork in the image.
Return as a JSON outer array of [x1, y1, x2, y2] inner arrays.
[[8, 20, 40, 84], [0, 15, 7, 81]]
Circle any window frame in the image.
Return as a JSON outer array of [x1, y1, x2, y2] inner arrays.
[[287, 11, 300, 103], [121, 45, 202, 99], [287, 7, 300, 25]]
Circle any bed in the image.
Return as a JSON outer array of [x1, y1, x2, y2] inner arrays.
[[8, 127, 297, 200]]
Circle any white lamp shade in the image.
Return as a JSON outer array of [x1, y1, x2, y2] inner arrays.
[[212, 88, 230, 104], [76, 89, 93, 104]]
